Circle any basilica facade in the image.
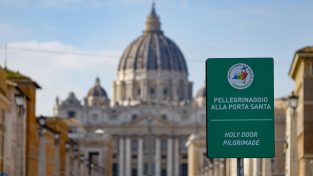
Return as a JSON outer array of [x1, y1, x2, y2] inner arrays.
[[54, 4, 206, 176]]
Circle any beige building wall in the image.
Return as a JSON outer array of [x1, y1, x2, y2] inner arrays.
[[186, 134, 206, 176], [3, 82, 20, 175], [46, 118, 72, 176], [274, 98, 287, 176], [0, 68, 9, 173], [289, 47, 313, 176], [0, 68, 28, 176], [45, 130, 56, 176]]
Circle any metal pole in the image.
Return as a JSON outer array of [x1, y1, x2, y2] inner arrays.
[[4, 42, 7, 68], [237, 158, 244, 176]]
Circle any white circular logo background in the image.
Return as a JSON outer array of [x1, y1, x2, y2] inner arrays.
[[227, 63, 254, 89]]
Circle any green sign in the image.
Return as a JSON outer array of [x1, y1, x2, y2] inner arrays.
[[206, 58, 274, 158]]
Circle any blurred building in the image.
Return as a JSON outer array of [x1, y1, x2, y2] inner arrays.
[[46, 117, 71, 176], [3, 77, 27, 175], [2, 68, 85, 176], [54, 4, 206, 176], [5, 68, 41, 176], [288, 46, 313, 176], [0, 64, 110, 176], [0, 68, 10, 173]]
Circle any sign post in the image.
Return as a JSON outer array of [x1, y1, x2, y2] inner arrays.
[[206, 58, 274, 175], [237, 158, 244, 176]]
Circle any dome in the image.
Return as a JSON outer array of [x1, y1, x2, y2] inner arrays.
[[87, 77, 108, 98], [117, 3, 188, 74], [195, 87, 206, 99], [112, 3, 192, 106]]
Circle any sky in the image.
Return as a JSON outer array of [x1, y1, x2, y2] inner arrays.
[[0, 0, 313, 115]]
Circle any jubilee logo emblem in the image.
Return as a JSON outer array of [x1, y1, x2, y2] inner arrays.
[[227, 63, 254, 89]]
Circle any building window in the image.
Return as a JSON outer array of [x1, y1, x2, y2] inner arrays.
[[150, 88, 155, 98], [161, 169, 167, 176], [132, 114, 138, 120], [132, 154, 137, 159], [113, 163, 118, 176], [132, 169, 138, 176], [137, 88, 141, 96], [131, 139, 138, 151], [68, 111, 75, 118], [143, 163, 154, 175], [180, 163, 188, 176], [163, 88, 168, 96], [180, 137, 188, 151], [92, 114, 98, 121], [161, 114, 167, 120], [161, 155, 167, 159], [161, 139, 167, 150], [88, 151, 100, 165], [144, 163, 148, 174]]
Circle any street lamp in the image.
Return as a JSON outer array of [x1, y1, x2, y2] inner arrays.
[[37, 115, 47, 127], [289, 91, 299, 110], [15, 93, 25, 107], [285, 91, 299, 176], [74, 148, 79, 158], [89, 163, 95, 176], [80, 154, 85, 162], [54, 133, 60, 141], [14, 92, 26, 176], [65, 141, 71, 151], [54, 132, 61, 176], [79, 154, 86, 176], [37, 115, 47, 176], [73, 146, 79, 175], [65, 141, 72, 176], [15, 93, 26, 115]]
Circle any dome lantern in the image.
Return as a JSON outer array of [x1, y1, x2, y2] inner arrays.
[[145, 2, 162, 33]]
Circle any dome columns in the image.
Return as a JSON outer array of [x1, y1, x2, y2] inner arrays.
[[112, 81, 117, 104], [112, 72, 192, 105], [172, 80, 179, 102]]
